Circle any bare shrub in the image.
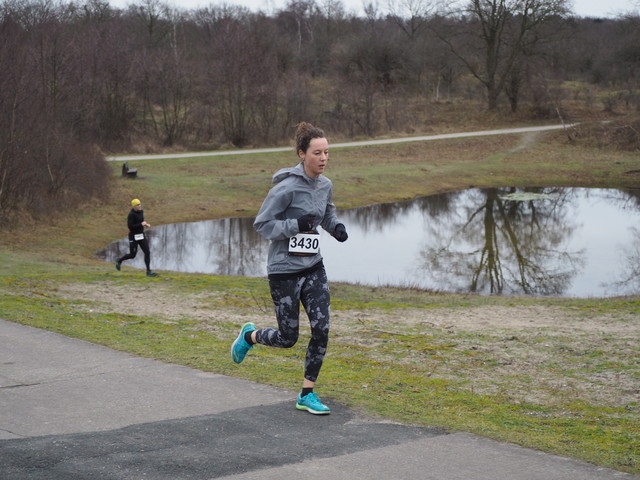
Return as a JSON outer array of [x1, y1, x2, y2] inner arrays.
[[0, 116, 110, 225], [574, 117, 640, 151]]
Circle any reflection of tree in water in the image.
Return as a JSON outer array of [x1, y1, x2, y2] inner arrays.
[[346, 199, 419, 234], [149, 222, 190, 269], [154, 217, 268, 276], [600, 189, 640, 295], [606, 226, 640, 294], [210, 217, 268, 276], [421, 188, 586, 295]]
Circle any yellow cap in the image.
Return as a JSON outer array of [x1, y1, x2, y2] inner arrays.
[[131, 198, 141, 207]]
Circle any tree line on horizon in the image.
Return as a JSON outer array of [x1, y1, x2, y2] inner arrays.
[[0, 0, 638, 224]]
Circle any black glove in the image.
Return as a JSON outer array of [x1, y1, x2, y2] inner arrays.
[[297, 214, 316, 232], [334, 223, 348, 242]]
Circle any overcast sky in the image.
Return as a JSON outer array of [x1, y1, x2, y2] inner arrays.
[[108, 0, 638, 18]]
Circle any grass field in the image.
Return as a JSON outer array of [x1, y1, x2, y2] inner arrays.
[[1, 119, 639, 474]]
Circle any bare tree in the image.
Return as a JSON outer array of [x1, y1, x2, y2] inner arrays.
[[283, 0, 316, 54], [335, 10, 409, 135], [387, 0, 432, 40], [433, 0, 570, 110]]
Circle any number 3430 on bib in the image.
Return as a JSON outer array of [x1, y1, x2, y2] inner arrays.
[[288, 232, 320, 256]]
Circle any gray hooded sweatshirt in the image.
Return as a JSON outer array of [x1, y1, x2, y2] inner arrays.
[[254, 162, 342, 275]]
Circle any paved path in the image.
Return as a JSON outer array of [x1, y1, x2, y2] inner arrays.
[[107, 124, 576, 161], [1, 319, 636, 479]]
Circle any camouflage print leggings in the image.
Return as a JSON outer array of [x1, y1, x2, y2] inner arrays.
[[255, 266, 330, 382]]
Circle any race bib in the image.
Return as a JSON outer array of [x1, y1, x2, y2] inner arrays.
[[288, 232, 320, 256], [134, 233, 144, 241]]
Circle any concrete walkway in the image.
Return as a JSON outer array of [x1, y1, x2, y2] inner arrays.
[[1, 319, 636, 480], [106, 124, 577, 162]]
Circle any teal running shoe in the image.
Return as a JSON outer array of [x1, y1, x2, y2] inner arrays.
[[231, 322, 256, 364], [296, 392, 331, 415]]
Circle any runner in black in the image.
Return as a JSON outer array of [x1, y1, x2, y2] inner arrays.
[[115, 198, 158, 277]]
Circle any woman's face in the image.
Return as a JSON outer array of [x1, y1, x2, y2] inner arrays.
[[300, 137, 329, 178]]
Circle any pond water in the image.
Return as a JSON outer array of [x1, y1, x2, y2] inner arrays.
[[96, 187, 640, 298]]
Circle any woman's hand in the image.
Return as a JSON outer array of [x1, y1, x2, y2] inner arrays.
[[334, 223, 348, 242], [297, 214, 317, 232]]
